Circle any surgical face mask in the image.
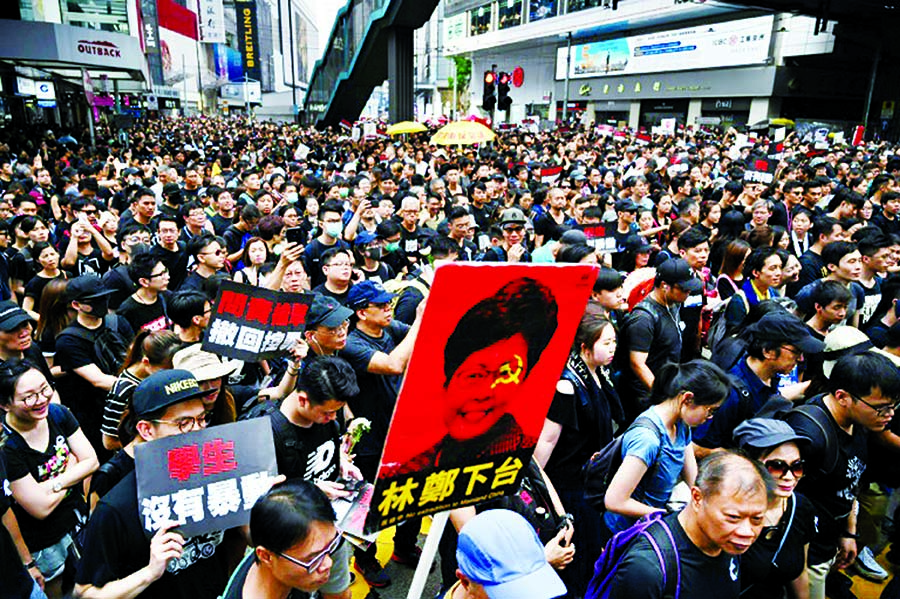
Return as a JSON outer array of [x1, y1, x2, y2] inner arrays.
[[366, 247, 383, 260], [285, 192, 299, 203], [324, 223, 343, 239], [83, 296, 109, 316], [339, 188, 349, 198], [384, 241, 400, 253]]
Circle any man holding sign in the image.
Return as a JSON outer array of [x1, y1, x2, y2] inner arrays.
[[74, 370, 251, 599]]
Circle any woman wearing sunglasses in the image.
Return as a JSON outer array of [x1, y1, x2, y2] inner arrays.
[[222, 480, 348, 599], [734, 418, 815, 599]]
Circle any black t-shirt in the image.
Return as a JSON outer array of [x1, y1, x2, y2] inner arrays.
[[469, 202, 496, 232], [101, 264, 136, 311], [534, 212, 572, 243], [360, 262, 395, 285], [23, 272, 66, 303], [87, 449, 135, 502], [605, 513, 742, 599], [339, 322, 410, 459], [63, 246, 109, 276], [740, 493, 817, 599], [2, 404, 85, 550], [210, 214, 234, 237], [117, 294, 171, 332], [75, 472, 230, 599], [178, 271, 210, 294], [222, 226, 250, 257], [311, 284, 350, 306], [546, 360, 620, 490], [270, 410, 341, 482], [303, 238, 350, 289], [786, 395, 869, 565], [9, 247, 36, 285], [222, 553, 309, 599], [620, 299, 683, 415], [152, 243, 189, 291], [0, 452, 35, 599]]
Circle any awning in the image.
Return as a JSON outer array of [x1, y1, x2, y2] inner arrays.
[[0, 19, 149, 86]]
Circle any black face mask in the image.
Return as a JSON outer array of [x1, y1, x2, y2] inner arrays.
[[83, 296, 109, 316], [366, 247, 383, 260]]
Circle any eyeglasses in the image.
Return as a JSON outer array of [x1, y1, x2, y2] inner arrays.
[[16, 384, 53, 407], [80, 209, 98, 215], [320, 322, 349, 336], [277, 531, 344, 573], [764, 459, 805, 478], [149, 267, 169, 279], [152, 412, 212, 433], [780, 345, 802, 358], [849, 392, 900, 416], [503, 226, 524, 233], [201, 248, 225, 257]]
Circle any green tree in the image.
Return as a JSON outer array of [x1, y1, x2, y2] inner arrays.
[[447, 55, 472, 114]]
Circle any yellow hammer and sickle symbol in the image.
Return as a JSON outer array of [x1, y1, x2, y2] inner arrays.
[[491, 354, 524, 389]]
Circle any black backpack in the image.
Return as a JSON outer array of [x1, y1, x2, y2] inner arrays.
[[756, 395, 840, 476], [583, 415, 662, 511], [240, 399, 307, 477], [58, 314, 131, 375]]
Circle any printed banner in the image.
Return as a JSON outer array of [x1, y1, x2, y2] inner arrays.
[[135, 419, 278, 538], [235, 0, 262, 81], [578, 223, 617, 253], [366, 264, 597, 533], [201, 280, 312, 362], [197, 0, 226, 43], [743, 157, 777, 185]]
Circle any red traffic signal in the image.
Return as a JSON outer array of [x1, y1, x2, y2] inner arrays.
[[484, 71, 496, 85]]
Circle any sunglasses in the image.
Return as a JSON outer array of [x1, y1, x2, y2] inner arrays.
[[764, 459, 804, 478]]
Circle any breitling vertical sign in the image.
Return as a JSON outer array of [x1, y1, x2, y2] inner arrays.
[[235, 0, 261, 82]]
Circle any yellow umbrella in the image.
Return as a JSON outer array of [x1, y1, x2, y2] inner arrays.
[[430, 120, 496, 146], [386, 121, 427, 136]]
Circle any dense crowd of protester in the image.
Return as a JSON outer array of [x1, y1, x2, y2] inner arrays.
[[2, 115, 900, 599]]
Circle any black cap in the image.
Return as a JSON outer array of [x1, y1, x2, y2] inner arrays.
[[745, 312, 825, 354], [614, 198, 639, 212], [656, 258, 702, 294], [305, 295, 353, 330], [624, 234, 651, 253], [132, 369, 206, 418], [66, 274, 115, 301], [0, 300, 34, 332]]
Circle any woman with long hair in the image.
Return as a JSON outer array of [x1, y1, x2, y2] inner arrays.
[[233, 237, 270, 287], [1, 359, 98, 598], [99, 330, 181, 453], [22, 241, 68, 319], [536, 313, 623, 591], [34, 279, 73, 371], [602, 360, 731, 538], [716, 239, 751, 300]]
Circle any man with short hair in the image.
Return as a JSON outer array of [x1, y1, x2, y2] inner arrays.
[[786, 352, 900, 599], [118, 250, 171, 332], [340, 280, 425, 586], [223, 204, 260, 263], [598, 451, 772, 599], [75, 370, 238, 599], [534, 187, 573, 247], [179, 234, 226, 294], [795, 241, 866, 326], [446, 206, 477, 261], [269, 356, 362, 599], [304, 295, 354, 357], [152, 215, 189, 291], [304, 200, 351, 289], [478, 208, 530, 263], [788, 216, 844, 296], [693, 311, 823, 456], [619, 258, 701, 419], [312, 248, 355, 305], [168, 290, 211, 344]]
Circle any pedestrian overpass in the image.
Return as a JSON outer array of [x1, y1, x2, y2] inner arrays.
[[303, 0, 440, 130]]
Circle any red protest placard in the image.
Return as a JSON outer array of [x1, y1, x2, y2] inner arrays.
[[365, 264, 597, 532]]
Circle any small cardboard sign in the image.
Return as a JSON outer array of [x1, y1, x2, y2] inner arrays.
[[578, 223, 617, 253], [201, 280, 313, 362], [135, 419, 278, 538]]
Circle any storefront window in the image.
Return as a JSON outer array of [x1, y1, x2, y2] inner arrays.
[[61, 0, 130, 33], [499, 0, 523, 29], [470, 4, 492, 36], [567, 0, 604, 12], [529, 0, 558, 23]]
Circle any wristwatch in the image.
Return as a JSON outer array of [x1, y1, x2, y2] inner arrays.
[[51, 481, 62, 494], [840, 531, 859, 539]]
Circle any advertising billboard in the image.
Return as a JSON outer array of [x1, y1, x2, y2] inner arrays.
[[556, 15, 773, 80]]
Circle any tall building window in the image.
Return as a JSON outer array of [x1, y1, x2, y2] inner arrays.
[[567, 0, 604, 12], [528, 0, 558, 23], [470, 4, 492, 36], [499, 0, 523, 29]]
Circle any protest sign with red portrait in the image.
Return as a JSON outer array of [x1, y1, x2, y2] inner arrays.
[[365, 263, 597, 533]]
